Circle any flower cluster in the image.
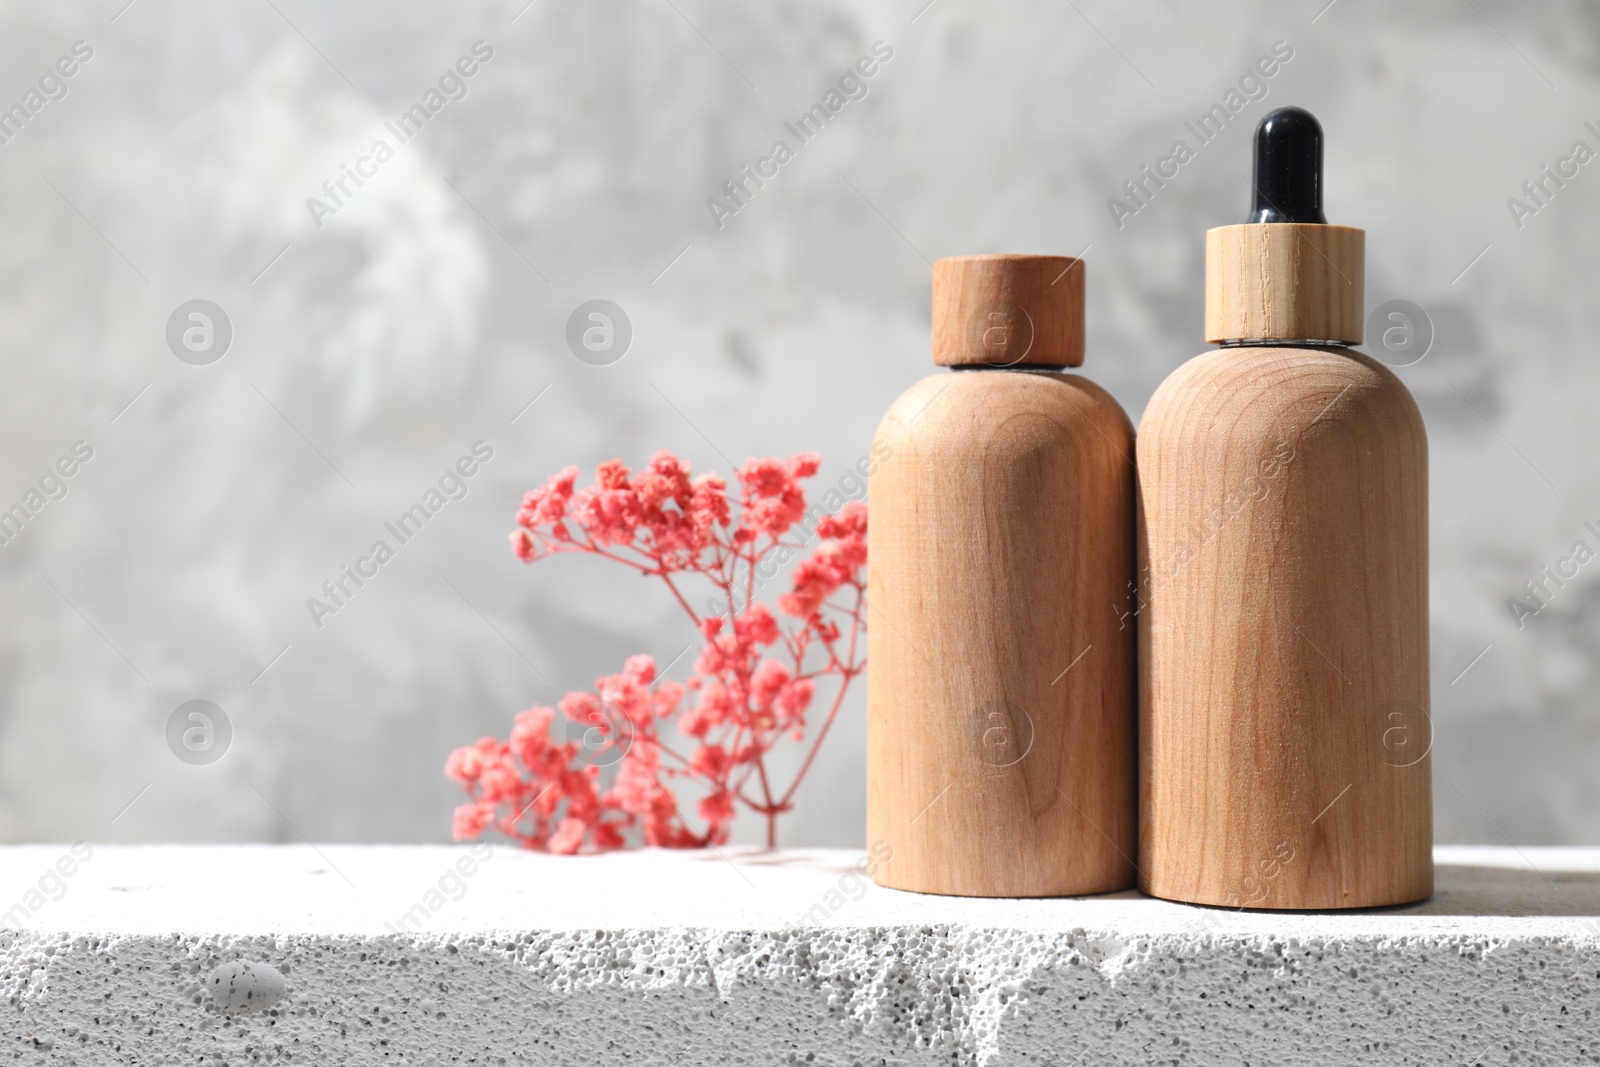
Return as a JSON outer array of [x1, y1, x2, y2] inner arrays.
[[449, 450, 867, 851]]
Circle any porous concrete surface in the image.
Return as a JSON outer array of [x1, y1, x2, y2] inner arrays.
[[2, 845, 1598, 1065]]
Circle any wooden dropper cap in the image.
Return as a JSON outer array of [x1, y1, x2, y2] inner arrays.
[[932, 254, 1085, 367], [1205, 107, 1364, 345]]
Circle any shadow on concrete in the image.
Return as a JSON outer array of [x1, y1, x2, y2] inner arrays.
[[1390, 862, 1600, 917]]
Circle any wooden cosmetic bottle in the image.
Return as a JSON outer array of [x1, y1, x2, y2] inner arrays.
[[1138, 108, 1432, 909], [867, 254, 1136, 897]]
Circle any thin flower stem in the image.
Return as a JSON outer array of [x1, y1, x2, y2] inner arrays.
[[654, 739, 695, 769], [568, 538, 663, 575], [744, 538, 758, 623], [778, 590, 864, 809], [655, 572, 702, 625], [778, 668, 858, 810]]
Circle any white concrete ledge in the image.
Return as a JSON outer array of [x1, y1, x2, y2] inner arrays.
[[2, 845, 1598, 1065]]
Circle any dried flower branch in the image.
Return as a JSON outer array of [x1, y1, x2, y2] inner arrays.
[[447, 450, 867, 851]]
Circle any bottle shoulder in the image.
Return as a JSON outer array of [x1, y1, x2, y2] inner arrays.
[[1140, 345, 1424, 453], [878, 370, 1133, 449]]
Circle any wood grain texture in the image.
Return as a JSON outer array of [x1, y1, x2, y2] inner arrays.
[[867, 369, 1136, 897], [1205, 224, 1364, 344], [931, 254, 1085, 367], [1136, 345, 1431, 909]]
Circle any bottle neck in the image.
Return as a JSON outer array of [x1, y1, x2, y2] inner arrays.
[[1217, 339, 1353, 350], [949, 363, 1073, 373]]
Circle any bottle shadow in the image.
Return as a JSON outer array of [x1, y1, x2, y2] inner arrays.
[[684, 851, 1600, 917], [1387, 861, 1600, 917]]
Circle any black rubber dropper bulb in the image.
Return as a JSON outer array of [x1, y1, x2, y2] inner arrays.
[[1247, 106, 1326, 224]]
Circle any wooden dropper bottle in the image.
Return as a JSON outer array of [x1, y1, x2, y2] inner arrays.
[[1138, 107, 1432, 909], [867, 254, 1136, 897]]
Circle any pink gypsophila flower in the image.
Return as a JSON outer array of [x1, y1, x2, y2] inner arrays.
[[453, 449, 867, 851]]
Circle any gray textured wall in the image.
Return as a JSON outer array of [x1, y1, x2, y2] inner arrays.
[[0, 0, 1596, 848]]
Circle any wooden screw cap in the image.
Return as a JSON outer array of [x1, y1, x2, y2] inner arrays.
[[932, 254, 1084, 367], [1205, 223, 1365, 345]]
